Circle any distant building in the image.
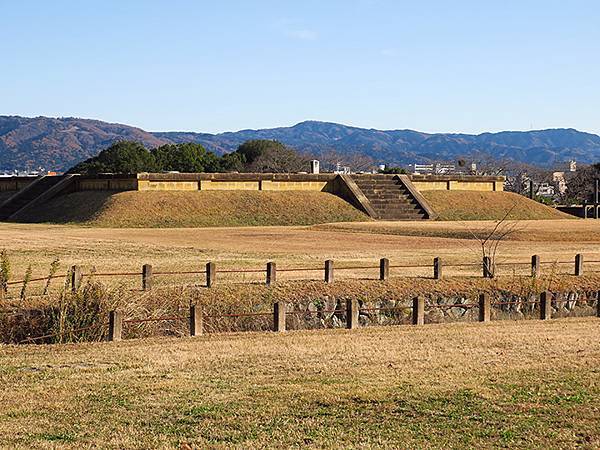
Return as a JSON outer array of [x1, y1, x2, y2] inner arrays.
[[411, 163, 456, 175], [536, 182, 555, 197], [333, 163, 351, 174], [0, 168, 57, 177], [552, 172, 567, 195]]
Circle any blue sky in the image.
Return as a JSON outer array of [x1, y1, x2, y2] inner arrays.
[[1, 0, 599, 134]]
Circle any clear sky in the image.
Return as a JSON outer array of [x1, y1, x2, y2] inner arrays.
[[1, 0, 599, 135]]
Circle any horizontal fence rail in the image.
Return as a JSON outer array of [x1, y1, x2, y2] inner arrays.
[[105, 291, 600, 342], [2, 254, 600, 299]]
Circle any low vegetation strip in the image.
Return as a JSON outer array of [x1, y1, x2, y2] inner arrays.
[[3, 272, 600, 344], [13, 190, 369, 227], [421, 190, 572, 221], [0, 318, 598, 448]]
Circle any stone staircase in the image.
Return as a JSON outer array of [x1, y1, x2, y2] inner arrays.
[[0, 175, 69, 221], [351, 175, 429, 220]]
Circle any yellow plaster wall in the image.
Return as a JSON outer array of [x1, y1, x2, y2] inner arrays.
[[199, 180, 260, 191], [411, 181, 449, 191], [412, 180, 503, 192], [260, 180, 328, 191], [138, 180, 198, 191], [80, 179, 139, 191]]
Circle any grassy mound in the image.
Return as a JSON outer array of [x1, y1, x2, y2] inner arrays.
[[422, 190, 572, 221], [14, 190, 369, 227]]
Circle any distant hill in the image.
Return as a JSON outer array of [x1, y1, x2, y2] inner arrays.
[[2, 115, 600, 171], [0, 116, 166, 171]]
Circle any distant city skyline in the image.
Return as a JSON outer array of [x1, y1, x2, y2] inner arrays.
[[1, 0, 599, 135]]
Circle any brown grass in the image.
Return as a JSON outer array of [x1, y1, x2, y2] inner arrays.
[[13, 190, 369, 227], [1, 219, 600, 297], [422, 190, 572, 220], [318, 218, 600, 242], [0, 318, 598, 448]]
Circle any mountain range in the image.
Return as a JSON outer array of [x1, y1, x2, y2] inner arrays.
[[2, 115, 600, 171]]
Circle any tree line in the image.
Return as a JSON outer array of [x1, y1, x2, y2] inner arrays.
[[69, 140, 310, 175]]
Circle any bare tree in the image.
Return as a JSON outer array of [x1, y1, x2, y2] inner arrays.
[[246, 146, 309, 173], [439, 202, 523, 278], [315, 148, 376, 172]]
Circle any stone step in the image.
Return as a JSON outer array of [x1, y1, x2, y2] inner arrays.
[[369, 198, 419, 207], [360, 190, 411, 198], [363, 193, 414, 200], [371, 201, 420, 208], [376, 212, 426, 219], [355, 182, 400, 189], [350, 175, 428, 221], [372, 207, 422, 215]]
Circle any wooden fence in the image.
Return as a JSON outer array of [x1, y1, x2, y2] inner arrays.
[[106, 291, 600, 341], [2, 253, 599, 298]]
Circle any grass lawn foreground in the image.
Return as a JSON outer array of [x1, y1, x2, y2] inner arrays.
[[0, 317, 598, 448]]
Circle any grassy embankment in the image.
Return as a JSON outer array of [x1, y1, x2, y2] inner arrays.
[[0, 318, 598, 448], [422, 190, 572, 221], [13, 191, 369, 227], [9, 188, 571, 227]]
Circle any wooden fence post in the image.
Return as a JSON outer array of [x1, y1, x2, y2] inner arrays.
[[478, 293, 491, 322], [189, 305, 203, 336], [71, 265, 82, 292], [379, 258, 389, 281], [412, 296, 424, 325], [346, 299, 359, 329], [266, 262, 276, 286], [206, 262, 216, 288], [575, 254, 583, 276], [483, 257, 493, 278], [325, 260, 334, 283], [108, 310, 123, 341], [433, 257, 442, 280], [540, 291, 552, 320], [142, 264, 153, 291], [531, 255, 540, 278], [273, 302, 286, 332]]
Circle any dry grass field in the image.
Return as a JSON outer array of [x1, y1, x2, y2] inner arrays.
[[1, 318, 598, 448], [0, 219, 598, 285], [1, 217, 599, 448]]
